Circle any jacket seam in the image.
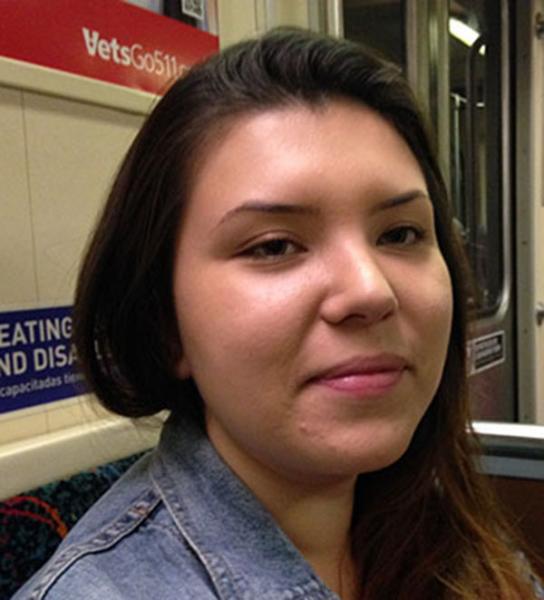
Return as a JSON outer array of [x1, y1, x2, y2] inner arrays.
[[150, 460, 338, 600], [150, 462, 242, 600], [26, 487, 161, 600]]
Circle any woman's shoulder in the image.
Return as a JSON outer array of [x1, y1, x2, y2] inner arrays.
[[11, 453, 217, 600]]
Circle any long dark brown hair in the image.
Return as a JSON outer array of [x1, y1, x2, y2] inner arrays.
[[73, 28, 534, 598]]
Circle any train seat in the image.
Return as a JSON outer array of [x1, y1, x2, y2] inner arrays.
[[0, 453, 143, 598]]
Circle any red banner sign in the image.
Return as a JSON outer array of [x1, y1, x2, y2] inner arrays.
[[0, 0, 218, 95]]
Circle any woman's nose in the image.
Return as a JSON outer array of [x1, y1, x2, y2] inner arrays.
[[319, 244, 399, 326]]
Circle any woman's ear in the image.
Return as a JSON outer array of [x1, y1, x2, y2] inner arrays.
[[170, 327, 191, 379], [175, 354, 192, 379]]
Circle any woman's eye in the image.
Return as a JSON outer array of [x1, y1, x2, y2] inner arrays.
[[378, 226, 425, 246], [242, 239, 302, 260]]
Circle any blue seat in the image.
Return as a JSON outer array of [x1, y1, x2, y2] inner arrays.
[[0, 453, 143, 598]]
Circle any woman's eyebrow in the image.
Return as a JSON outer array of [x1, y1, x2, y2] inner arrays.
[[215, 200, 321, 229], [215, 190, 430, 229], [371, 189, 431, 214]]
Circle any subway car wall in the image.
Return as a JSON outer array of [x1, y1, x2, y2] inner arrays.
[[1, 0, 543, 493]]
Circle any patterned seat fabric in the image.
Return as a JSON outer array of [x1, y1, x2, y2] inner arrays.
[[0, 453, 143, 599]]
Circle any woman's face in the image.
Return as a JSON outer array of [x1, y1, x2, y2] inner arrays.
[[173, 99, 453, 486]]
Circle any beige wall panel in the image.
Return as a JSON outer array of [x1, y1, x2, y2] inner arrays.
[[0, 404, 47, 445], [23, 92, 144, 304], [218, 0, 259, 48], [268, 0, 310, 27], [0, 414, 161, 498], [217, 0, 313, 49], [42, 394, 114, 436], [0, 86, 38, 308], [1, 394, 104, 445]]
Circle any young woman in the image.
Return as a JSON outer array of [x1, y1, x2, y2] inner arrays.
[[14, 29, 542, 599]]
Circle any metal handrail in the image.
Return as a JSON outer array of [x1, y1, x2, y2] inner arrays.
[[473, 421, 544, 459], [464, 34, 486, 279]]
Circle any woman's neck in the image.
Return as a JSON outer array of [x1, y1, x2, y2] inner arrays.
[[207, 422, 359, 597], [253, 471, 359, 598], [267, 482, 358, 599]]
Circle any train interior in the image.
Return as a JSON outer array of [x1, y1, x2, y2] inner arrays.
[[1, 0, 544, 596]]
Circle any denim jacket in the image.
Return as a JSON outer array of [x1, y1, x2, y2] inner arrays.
[[13, 413, 544, 600], [13, 414, 340, 600]]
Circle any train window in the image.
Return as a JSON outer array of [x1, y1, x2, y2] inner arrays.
[[449, 0, 504, 314], [343, 0, 505, 315], [343, 0, 405, 67]]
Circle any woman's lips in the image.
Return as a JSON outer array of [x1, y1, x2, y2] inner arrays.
[[315, 369, 405, 395], [308, 355, 408, 396]]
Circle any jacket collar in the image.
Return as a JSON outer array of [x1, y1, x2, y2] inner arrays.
[[150, 412, 339, 600]]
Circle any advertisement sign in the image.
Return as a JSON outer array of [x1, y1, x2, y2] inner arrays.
[[0, 0, 218, 95], [0, 306, 85, 413]]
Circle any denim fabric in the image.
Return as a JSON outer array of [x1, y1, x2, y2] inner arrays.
[[12, 414, 339, 600]]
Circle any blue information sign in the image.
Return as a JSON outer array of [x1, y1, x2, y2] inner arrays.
[[0, 306, 86, 413]]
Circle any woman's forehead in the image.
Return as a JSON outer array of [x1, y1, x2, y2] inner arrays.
[[185, 99, 427, 208]]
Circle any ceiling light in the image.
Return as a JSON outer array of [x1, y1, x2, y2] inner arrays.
[[449, 17, 485, 54]]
